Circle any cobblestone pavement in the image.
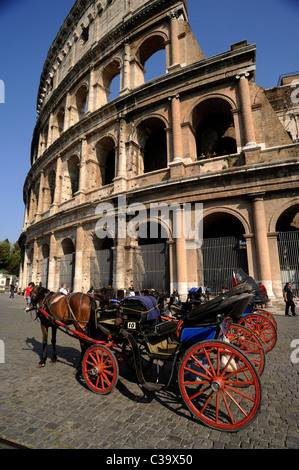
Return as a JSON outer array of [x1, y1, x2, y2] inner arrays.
[[0, 294, 298, 452]]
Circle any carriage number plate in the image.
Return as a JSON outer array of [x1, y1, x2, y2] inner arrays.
[[127, 322, 136, 329]]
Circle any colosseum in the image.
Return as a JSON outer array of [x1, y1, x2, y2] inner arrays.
[[19, 0, 299, 302]]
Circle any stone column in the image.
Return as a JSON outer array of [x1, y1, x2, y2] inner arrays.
[[31, 239, 38, 283], [51, 155, 62, 214], [87, 65, 95, 113], [251, 194, 274, 297], [114, 116, 127, 192], [236, 72, 256, 147], [36, 171, 45, 222], [48, 112, 54, 146], [47, 232, 57, 291], [169, 11, 180, 68], [120, 42, 131, 95], [77, 138, 87, 203], [170, 95, 183, 161], [174, 205, 188, 299], [114, 237, 126, 290], [21, 245, 29, 289], [74, 225, 85, 292]]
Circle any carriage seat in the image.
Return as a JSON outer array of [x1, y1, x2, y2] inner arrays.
[[96, 307, 119, 335]]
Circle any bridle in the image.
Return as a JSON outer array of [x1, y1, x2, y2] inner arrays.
[[30, 286, 50, 308]]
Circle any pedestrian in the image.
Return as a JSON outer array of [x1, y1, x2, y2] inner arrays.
[[284, 282, 298, 317], [59, 283, 68, 295], [9, 281, 15, 299], [128, 282, 135, 296], [170, 288, 180, 305], [258, 282, 269, 307], [24, 282, 33, 307]]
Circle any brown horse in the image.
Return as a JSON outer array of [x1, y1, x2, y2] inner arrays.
[[30, 283, 97, 368]]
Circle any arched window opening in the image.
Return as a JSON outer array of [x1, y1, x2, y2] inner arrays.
[[60, 238, 75, 292], [95, 137, 115, 186], [144, 49, 166, 82], [276, 205, 299, 295], [42, 124, 49, 152], [102, 61, 120, 102], [135, 220, 170, 293], [109, 74, 120, 101], [67, 155, 80, 197], [57, 108, 65, 135], [202, 213, 248, 295], [137, 35, 166, 84], [137, 118, 167, 173], [48, 170, 56, 205], [90, 236, 114, 289], [81, 26, 89, 43], [76, 85, 88, 119], [62, 238, 75, 256], [41, 244, 49, 288], [193, 98, 237, 159]]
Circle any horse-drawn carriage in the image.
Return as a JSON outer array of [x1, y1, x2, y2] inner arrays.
[[29, 281, 265, 432]]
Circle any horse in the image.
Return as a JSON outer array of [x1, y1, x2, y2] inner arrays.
[[30, 283, 97, 369]]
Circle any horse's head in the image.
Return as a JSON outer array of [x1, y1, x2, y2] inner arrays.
[[30, 282, 50, 308]]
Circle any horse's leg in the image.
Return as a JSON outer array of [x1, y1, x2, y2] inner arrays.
[[39, 323, 48, 367], [51, 326, 57, 363]]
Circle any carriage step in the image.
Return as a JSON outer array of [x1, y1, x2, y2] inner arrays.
[[142, 382, 163, 392]]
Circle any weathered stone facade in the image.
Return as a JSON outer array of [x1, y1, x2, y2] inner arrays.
[[19, 0, 299, 301]]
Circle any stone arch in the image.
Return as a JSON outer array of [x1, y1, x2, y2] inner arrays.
[[67, 154, 80, 197], [90, 234, 114, 289], [43, 169, 56, 212], [101, 58, 122, 102], [274, 201, 299, 294], [269, 198, 299, 233], [59, 237, 75, 291], [56, 106, 65, 136], [95, 135, 116, 186], [201, 209, 249, 294], [134, 32, 168, 84], [41, 243, 50, 288], [203, 207, 250, 236], [135, 116, 168, 173], [190, 95, 238, 158], [134, 217, 170, 293], [60, 237, 75, 256], [74, 83, 88, 120]]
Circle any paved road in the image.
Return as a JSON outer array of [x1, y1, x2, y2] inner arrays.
[[0, 293, 298, 453]]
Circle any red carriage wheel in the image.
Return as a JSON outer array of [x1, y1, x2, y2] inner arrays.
[[225, 323, 266, 376], [240, 313, 277, 352], [178, 340, 262, 432], [254, 309, 277, 330], [82, 344, 119, 394]]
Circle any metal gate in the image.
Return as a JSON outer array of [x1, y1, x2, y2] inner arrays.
[[41, 257, 49, 288], [278, 231, 299, 295], [202, 236, 248, 296], [135, 242, 170, 293], [90, 249, 113, 289], [59, 253, 75, 292]]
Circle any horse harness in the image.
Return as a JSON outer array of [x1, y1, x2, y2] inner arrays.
[[39, 291, 89, 333]]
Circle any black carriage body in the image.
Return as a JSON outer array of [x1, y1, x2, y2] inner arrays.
[[120, 296, 161, 334]]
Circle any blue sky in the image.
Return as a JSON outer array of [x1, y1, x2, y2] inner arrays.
[[0, 0, 298, 244]]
